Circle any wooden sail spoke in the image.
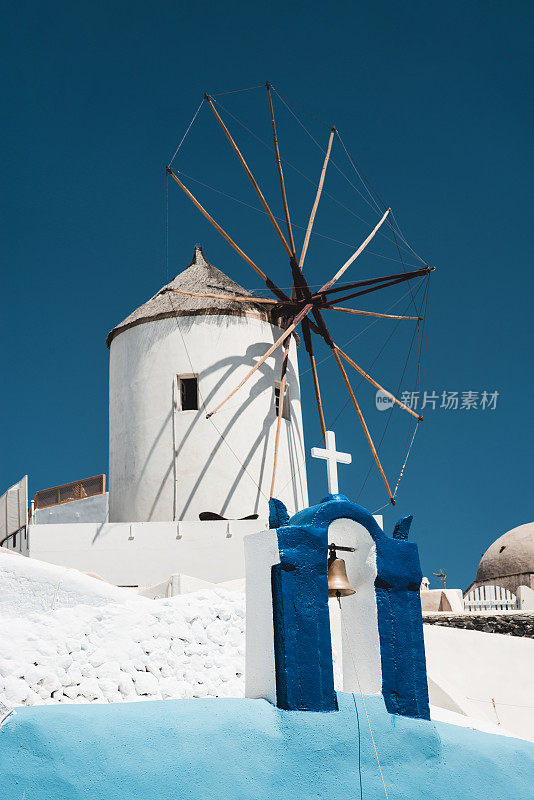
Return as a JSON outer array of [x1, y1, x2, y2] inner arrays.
[[167, 167, 289, 303], [331, 348, 394, 504], [205, 94, 293, 260], [299, 127, 335, 270], [302, 320, 326, 444], [335, 346, 422, 421], [323, 305, 422, 320], [321, 265, 435, 298], [310, 306, 335, 348], [207, 297, 317, 418], [325, 274, 427, 305], [169, 289, 278, 304], [288, 258, 310, 301], [269, 339, 291, 498], [318, 208, 391, 294], [206, 322, 299, 419], [266, 83, 296, 259], [168, 91, 434, 507]]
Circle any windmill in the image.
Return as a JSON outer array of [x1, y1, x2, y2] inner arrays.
[[165, 83, 434, 506]]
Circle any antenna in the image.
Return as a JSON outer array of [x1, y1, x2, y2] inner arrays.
[[432, 569, 447, 589]]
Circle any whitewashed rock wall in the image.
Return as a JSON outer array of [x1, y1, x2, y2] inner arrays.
[[0, 552, 245, 707], [0, 590, 245, 707]]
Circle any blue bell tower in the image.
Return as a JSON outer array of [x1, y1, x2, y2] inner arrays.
[[246, 493, 430, 719]]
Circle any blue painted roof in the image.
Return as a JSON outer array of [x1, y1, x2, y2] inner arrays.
[[1, 693, 533, 799]]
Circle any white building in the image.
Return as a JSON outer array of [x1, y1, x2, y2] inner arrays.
[[3, 246, 308, 588], [107, 244, 307, 522]]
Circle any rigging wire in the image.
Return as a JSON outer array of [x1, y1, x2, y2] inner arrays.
[[211, 84, 265, 96], [164, 291, 269, 505], [388, 208, 431, 269], [365, 280, 429, 508], [352, 690, 364, 800], [252, 276, 416, 293], [336, 126, 418, 254], [337, 128, 421, 310], [299, 277, 427, 377], [390, 224, 418, 313], [356, 318, 420, 502], [335, 129, 430, 270], [277, 281, 427, 497], [165, 89, 435, 509], [392, 422, 419, 500], [274, 83, 424, 277], [173, 168, 420, 269], [335, 128, 423, 310], [273, 88, 387, 222], [370, 275, 431, 514], [421, 275, 432, 390], [371, 501, 393, 515], [183, 88, 432, 274], [270, 87, 332, 129], [334, 130, 383, 216], [218, 279, 424, 432], [383, 275, 431, 508], [168, 98, 205, 167], [165, 168, 169, 283], [370, 420, 421, 515], [338, 599, 390, 800], [271, 88, 430, 270], [211, 98, 418, 260]]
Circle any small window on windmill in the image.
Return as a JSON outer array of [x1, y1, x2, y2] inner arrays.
[[177, 375, 199, 411], [274, 381, 290, 420]]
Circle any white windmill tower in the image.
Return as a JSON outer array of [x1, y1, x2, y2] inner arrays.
[[107, 245, 308, 523]]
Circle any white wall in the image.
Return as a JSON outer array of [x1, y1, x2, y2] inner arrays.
[[244, 529, 280, 704], [33, 494, 109, 525], [109, 314, 308, 523], [517, 585, 534, 610], [328, 518, 382, 695], [424, 623, 534, 742], [0, 549, 136, 613], [28, 518, 267, 587], [420, 587, 464, 612], [138, 573, 246, 599]]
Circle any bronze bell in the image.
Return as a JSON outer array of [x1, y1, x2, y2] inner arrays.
[[327, 552, 356, 598]]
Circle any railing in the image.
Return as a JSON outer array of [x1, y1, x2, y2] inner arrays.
[[464, 584, 518, 612], [33, 474, 106, 510]]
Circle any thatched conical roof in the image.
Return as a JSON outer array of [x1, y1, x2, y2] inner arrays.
[[106, 245, 273, 347]]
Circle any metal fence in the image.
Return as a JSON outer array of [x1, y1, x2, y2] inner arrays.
[[33, 474, 106, 510]]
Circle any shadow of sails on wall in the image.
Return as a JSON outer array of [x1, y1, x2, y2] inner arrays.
[[106, 245, 308, 524]]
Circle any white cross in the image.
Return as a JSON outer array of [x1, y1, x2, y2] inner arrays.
[[311, 430, 352, 495]]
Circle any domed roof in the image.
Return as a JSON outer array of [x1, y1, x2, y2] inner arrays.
[[106, 245, 272, 347], [476, 522, 534, 583]]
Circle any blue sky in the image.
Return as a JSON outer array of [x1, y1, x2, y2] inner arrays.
[[2, 1, 533, 589]]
